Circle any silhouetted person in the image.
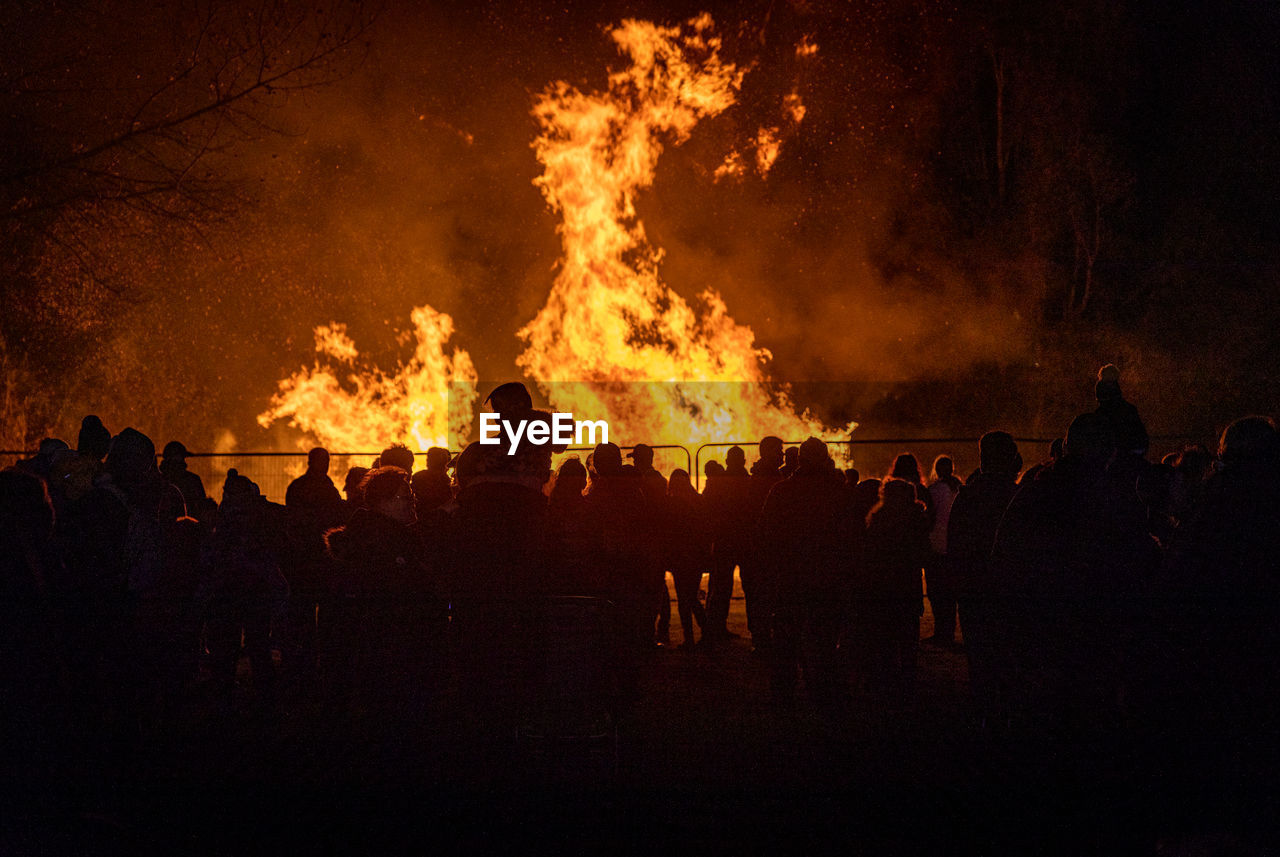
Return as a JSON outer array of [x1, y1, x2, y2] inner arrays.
[[665, 468, 709, 650], [703, 446, 750, 640], [585, 442, 649, 652], [546, 458, 602, 595], [630, 443, 671, 645], [16, 437, 69, 481], [0, 468, 70, 781], [1094, 363, 1148, 459], [283, 447, 345, 688], [200, 469, 285, 700], [923, 454, 961, 647], [379, 443, 415, 475], [324, 466, 441, 717], [76, 415, 111, 463], [760, 438, 850, 705], [342, 465, 370, 514], [1161, 416, 1280, 812], [858, 479, 930, 699], [990, 412, 1155, 736], [160, 440, 207, 516], [744, 436, 787, 653], [779, 445, 799, 479], [947, 431, 1022, 727], [411, 447, 453, 519]]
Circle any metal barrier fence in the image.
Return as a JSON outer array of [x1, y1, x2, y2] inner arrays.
[[0, 435, 1204, 504]]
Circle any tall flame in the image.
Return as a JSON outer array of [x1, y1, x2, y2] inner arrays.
[[518, 14, 850, 447], [259, 304, 477, 451]]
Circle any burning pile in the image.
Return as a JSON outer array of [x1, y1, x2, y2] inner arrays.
[[261, 14, 852, 453]]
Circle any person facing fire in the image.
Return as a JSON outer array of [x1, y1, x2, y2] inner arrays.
[[629, 442, 671, 645], [160, 440, 207, 517], [703, 446, 750, 641], [759, 437, 850, 705], [665, 468, 709, 650], [743, 435, 787, 654]]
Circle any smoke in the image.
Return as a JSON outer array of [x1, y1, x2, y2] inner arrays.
[[25, 2, 1039, 450]]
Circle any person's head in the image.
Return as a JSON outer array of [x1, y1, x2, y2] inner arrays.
[[667, 468, 694, 495], [868, 477, 921, 526], [162, 440, 191, 464], [844, 467, 860, 487], [77, 415, 111, 461], [360, 466, 415, 525], [889, 453, 922, 485], [55, 451, 98, 501], [307, 447, 330, 474], [1065, 412, 1116, 462], [425, 447, 451, 472], [931, 455, 954, 481], [106, 427, 158, 485], [593, 442, 623, 477], [758, 436, 784, 466], [881, 477, 918, 507], [1095, 363, 1123, 402], [1218, 416, 1280, 472], [725, 446, 746, 470], [379, 443, 414, 474], [1049, 437, 1064, 461], [628, 443, 654, 468], [484, 382, 533, 416], [410, 468, 451, 511], [1175, 444, 1213, 483], [979, 431, 1021, 477], [0, 467, 55, 542], [222, 468, 260, 503], [798, 437, 828, 469], [343, 466, 370, 505], [552, 458, 588, 498], [705, 460, 724, 480]]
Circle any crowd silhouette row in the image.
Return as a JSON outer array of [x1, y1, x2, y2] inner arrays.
[[3, 368, 1280, 805]]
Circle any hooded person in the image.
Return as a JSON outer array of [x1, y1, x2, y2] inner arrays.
[[76, 415, 111, 464]]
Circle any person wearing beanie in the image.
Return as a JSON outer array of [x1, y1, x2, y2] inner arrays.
[[1094, 363, 1149, 458]]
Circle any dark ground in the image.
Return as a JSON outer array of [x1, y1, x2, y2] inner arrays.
[[3, 583, 1274, 856]]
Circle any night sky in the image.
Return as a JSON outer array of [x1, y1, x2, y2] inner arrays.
[[3, 0, 1277, 452]]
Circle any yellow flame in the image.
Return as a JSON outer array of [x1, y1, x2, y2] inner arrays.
[[754, 126, 782, 175], [259, 304, 477, 452], [784, 92, 806, 124], [518, 14, 852, 449]]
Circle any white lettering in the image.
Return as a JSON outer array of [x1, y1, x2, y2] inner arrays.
[[552, 413, 574, 445], [503, 418, 527, 455], [526, 419, 550, 445], [575, 419, 609, 446], [479, 413, 500, 444], [482, 412, 611, 454]]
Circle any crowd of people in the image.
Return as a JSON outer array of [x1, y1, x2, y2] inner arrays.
[[3, 368, 1279, 822]]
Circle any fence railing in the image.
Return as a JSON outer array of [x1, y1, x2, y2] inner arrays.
[[0, 435, 1205, 503]]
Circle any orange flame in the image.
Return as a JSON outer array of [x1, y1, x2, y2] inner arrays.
[[259, 304, 477, 451], [518, 14, 852, 448]]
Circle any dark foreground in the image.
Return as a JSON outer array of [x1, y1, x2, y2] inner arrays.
[[4, 597, 1274, 857]]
